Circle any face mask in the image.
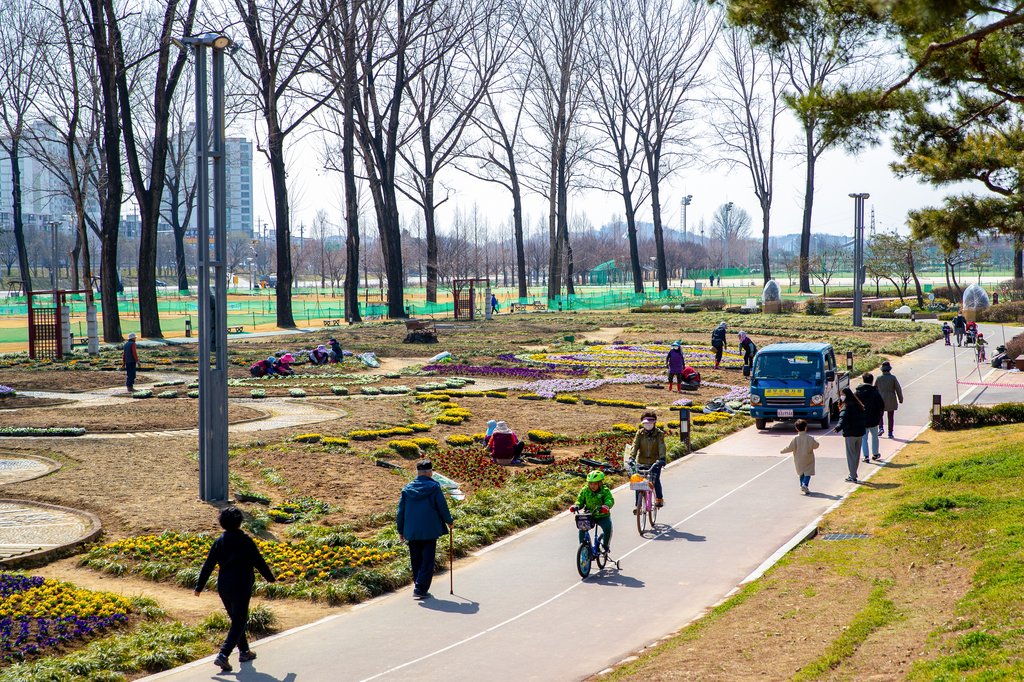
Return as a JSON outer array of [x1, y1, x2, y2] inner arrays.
[[642, 421, 655, 431]]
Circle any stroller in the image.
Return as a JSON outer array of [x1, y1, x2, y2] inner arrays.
[[965, 322, 978, 346]]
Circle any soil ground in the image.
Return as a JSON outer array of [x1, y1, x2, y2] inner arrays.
[[0, 395, 72, 409], [0, 368, 150, 391], [0, 401, 265, 432]]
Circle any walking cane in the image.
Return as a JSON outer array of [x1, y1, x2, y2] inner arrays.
[[449, 525, 454, 595]]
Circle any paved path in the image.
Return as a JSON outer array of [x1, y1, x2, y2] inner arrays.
[[142, 324, 1017, 682]]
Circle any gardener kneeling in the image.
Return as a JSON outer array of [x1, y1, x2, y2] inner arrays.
[[487, 421, 525, 465]]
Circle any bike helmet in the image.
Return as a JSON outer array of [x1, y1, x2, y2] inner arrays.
[[586, 470, 605, 483]]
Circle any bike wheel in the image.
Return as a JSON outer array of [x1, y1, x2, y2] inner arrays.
[[576, 542, 592, 578], [647, 500, 657, 529], [636, 496, 649, 535], [595, 531, 607, 569]]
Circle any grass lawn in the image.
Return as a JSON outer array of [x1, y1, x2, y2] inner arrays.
[[599, 422, 1024, 681]]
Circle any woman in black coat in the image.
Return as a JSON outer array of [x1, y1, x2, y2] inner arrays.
[[834, 386, 866, 483]]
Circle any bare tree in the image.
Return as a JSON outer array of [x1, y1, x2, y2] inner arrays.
[[631, 0, 717, 292], [585, 0, 648, 293], [397, 0, 511, 303], [709, 203, 752, 268], [521, 0, 596, 299], [810, 247, 844, 300], [712, 26, 783, 283], [232, 0, 334, 327], [0, 0, 49, 295]]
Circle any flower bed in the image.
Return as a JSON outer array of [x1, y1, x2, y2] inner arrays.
[[423, 363, 587, 379], [82, 531, 396, 588], [0, 386, 15, 398], [0, 573, 133, 663], [251, 389, 267, 399], [289, 388, 307, 398], [157, 390, 178, 399], [511, 344, 744, 370], [0, 426, 86, 437], [131, 390, 153, 399]]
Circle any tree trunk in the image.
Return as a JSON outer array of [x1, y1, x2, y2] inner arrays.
[[760, 199, 771, 283], [424, 178, 438, 303], [173, 217, 188, 292], [380, 186, 406, 318], [8, 145, 32, 295], [545, 143, 562, 300], [342, 0, 361, 323], [910, 251, 924, 307], [799, 134, 815, 294], [1014, 245, 1023, 280], [620, 171, 644, 293], [71, 225, 82, 291], [944, 258, 952, 291], [511, 168, 527, 300], [648, 163, 668, 292], [268, 133, 295, 328]]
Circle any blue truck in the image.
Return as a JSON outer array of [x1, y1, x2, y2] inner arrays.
[[748, 342, 850, 430]]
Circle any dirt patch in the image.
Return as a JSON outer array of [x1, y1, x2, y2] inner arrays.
[[0, 369, 148, 392], [0, 401, 265, 433], [579, 327, 627, 343], [0, 395, 73, 409]]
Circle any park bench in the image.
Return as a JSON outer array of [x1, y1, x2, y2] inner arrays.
[[323, 319, 341, 327], [508, 301, 547, 313], [227, 326, 244, 334]]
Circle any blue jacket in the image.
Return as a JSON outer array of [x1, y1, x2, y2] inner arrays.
[[396, 476, 453, 541]]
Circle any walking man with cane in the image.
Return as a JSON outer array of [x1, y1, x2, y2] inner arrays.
[[397, 460, 454, 600]]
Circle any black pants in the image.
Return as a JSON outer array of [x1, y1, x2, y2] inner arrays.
[[408, 538, 438, 595], [713, 344, 723, 365], [218, 590, 251, 657], [125, 364, 137, 390]]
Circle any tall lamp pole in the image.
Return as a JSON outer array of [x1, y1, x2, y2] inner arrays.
[[723, 202, 734, 269], [849, 193, 869, 327], [49, 221, 60, 291], [182, 32, 235, 502]]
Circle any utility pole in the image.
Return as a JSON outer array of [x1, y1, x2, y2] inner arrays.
[[850, 193, 869, 327], [681, 195, 692, 280], [49, 221, 60, 291], [724, 202, 734, 268]]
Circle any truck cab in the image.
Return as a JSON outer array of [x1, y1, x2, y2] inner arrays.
[[748, 342, 849, 430]]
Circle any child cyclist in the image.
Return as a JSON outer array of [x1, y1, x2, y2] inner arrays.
[[571, 471, 614, 553]]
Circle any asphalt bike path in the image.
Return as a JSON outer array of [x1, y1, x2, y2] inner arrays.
[[148, 324, 1020, 682]]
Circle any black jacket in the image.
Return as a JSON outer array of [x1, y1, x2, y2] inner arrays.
[[835, 395, 867, 437], [952, 314, 967, 331], [711, 327, 727, 348], [196, 529, 275, 597], [855, 383, 884, 426]]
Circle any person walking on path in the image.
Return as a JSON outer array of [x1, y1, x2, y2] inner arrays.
[[738, 331, 757, 370], [396, 460, 454, 600], [490, 293, 499, 314], [875, 361, 904, 439], [780, 419, 818, 494], [711, 322, 728, 369], [195, 507, 276, 673], [952, 312, 967, 347], [665, 342, 685, 392], [122, 333, 138, 393], [856, 373, 885, 462], [834, 386, 867, 483]]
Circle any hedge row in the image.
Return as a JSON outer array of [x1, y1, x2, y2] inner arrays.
[[935, 403, 1024, 430]]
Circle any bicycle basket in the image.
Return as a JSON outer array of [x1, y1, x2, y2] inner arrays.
[[575, 514, 594, 531], [629, 480, 651, 491]]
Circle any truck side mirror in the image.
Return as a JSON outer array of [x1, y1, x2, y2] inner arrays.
[[825, 370, 835, 382]]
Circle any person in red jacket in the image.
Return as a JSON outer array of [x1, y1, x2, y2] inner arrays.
[[487, 421, 525, 465]]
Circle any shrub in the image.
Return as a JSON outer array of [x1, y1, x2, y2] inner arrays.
[[438, 402, 461, 409], [132, 389, 153, 399], [580, 397, 647, 408], [436, 415, 465, 425], [980, 301, 1024, 323], [410, 437, 439, 450], [554, 394, 579, 404], [250, 389, 267, 399], [153, 379, 185, 387], [699, 298, 726, 311], [0, 426, 86, 437], [331, 386, 349, 396], [484, 391, 508, 398], [187, 390, 199, 398], [408, 423, 431, 432], [416, 393, 451, 402], [442, 407, 473, 418], [936, 403, 1024, 430], [779, 299, 800, 313], [361, 386, 381, 395], [611, 423, 635, 434], [291, 433, 322, 443], [321, 437, 350, 447], [1005, 332, 1024, 360], [517, 393, 547, 401], [446, 434, 475, 447], [289, 388, 307, 398], [471, 432, 488, 442], [930, 285, 961, 302], [157, 390, 178, 399], [527, 430, 557, 443], [247, 604, 277, 634], [379, 385, 411, 394], [803, 298, 829, 316], [388, 440, 421, 457]]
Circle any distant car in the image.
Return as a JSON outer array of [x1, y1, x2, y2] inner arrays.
[[154, 279, 167, 287], [259, 275, 277, 287]]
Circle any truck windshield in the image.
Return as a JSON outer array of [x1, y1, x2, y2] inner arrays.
[[754, 354, 822, 382]]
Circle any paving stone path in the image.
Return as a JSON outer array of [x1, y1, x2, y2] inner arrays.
[[0, 501, 96, 563], [0, 455, 60, 484]]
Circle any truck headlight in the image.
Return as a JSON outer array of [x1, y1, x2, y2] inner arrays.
[[810, 394, 823, 406], [750, 394, 761, 406]]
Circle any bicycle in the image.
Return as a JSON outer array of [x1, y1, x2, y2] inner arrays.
[[573, 512, 619, 578], [630, 464, 659, 536]]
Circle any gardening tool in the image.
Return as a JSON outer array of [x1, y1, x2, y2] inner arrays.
[[449, 525, 454, 595]]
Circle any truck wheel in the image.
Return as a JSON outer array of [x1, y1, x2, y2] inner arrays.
[[819, 403, 832, 430], [755, 418, 767, 430]]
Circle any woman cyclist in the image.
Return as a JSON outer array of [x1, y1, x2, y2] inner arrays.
[[571, 470, 614, 553], [628, 410, 666, 508]]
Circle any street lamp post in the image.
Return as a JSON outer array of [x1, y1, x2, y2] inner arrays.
[[723, 202, 734, 269], [680, 195, 692, 282], [849, 193, 870, 327], [182, 31, 235, 503], [49, 221, 60, 291]]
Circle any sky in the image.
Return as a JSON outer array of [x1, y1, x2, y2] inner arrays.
[[246, 103, 969, 244]]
